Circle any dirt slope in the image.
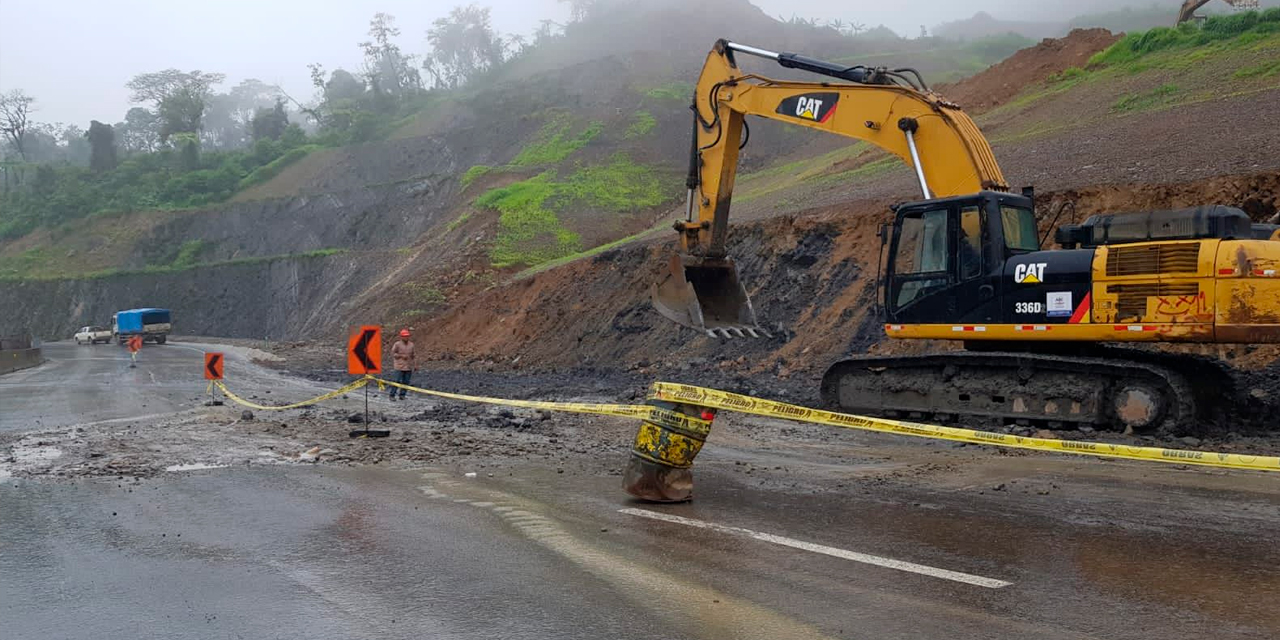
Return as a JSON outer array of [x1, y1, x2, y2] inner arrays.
[[940, 28, 1121, 114], [413, 172, 1279, 371]]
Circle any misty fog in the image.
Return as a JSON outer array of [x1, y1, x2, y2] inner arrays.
[[0, 0, 1242, 125]]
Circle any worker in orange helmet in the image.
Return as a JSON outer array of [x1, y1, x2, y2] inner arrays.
[[127, 335, 143, 368], [389, 328, 416, 401]]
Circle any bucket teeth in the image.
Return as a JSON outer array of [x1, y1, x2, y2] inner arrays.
[[704, 325, 776, 339]]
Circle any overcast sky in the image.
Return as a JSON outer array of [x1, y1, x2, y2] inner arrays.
[[0, 0, 1148, 125]]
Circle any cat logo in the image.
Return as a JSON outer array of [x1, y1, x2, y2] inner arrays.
[[776, 92, 839, 123], [796, 96, 823, 119], [1014, 262, 1048, 284]]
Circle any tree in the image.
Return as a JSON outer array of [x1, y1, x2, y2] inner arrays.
[[126, 69, 225, 143], [58, 124, 91, 167], [506, 34, 528, 58], [0, 90, 35, 161], [325, 69, 367, 103], [226, 79, 281, 124], [116, 107, 160, 153], [359, 13, 421, 101], [559, 0, 599, 23], [250, 100, 289, 141], [423, 5, 508, 89], [533, 20, 563, 46], [86, 121, 118, 172], [170, 132, 200, 170], [204, 79, 281, 149]]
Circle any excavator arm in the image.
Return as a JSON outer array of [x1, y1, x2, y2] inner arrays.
[[655, 40, 1007, 336]]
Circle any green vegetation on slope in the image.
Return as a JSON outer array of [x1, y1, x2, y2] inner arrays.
[[643, 82, 693, 101], [624, 111, 657, 139], [1089, 8, 1280, 68], [736, 144, 872, 204], [985, 10, 1280, 128], [236, 145, 322, 192], [168, 240, 208, 269], [0, 130, 316, 242], [510, 115, 604, 167], [445, 211, 472, 231], [513, 222, 667, 280], [1234, 59, 1280, 78], [0, 247, 346, 281], [477, 172, 580, 268], [1112, 83, 1180, 112], [460, 165, 492, 189], [403, 281, 447, 305], [476, 153, 669, 268]]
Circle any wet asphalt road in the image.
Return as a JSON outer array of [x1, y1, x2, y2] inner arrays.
[[3, 343, 1280, 639], [4, 463, 1279, 639], [0, 340, 320, 433]]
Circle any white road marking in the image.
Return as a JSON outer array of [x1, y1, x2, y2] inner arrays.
[[619, 508, 1012, 589]]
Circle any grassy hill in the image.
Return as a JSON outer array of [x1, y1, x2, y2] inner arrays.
[[0, 0, 1050, 282]]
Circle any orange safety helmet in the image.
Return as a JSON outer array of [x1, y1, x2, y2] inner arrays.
[[399, 329, 411, 338]]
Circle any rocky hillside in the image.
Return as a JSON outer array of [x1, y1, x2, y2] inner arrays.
[[2, 8, 1278, 353], [0, 0, 1036, 339]]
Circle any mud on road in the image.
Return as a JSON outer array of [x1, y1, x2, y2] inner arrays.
[[5, 350, 1278, 491]]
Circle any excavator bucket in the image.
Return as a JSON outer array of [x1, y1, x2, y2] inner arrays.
[[651, 254, 769, 338]]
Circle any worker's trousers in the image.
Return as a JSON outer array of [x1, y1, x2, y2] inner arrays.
[[391, 370, 412, 399]]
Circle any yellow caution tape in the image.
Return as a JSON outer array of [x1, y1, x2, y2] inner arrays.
[[376, 376, 663, 421], [214, 378, 370, 411], [209, 373, 1279, 473], [650, 382, 1280, 473]]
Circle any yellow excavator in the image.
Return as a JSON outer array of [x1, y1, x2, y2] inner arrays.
[[653, 40, 1280, 432]]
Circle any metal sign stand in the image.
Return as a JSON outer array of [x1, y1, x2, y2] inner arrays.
[[348, 380, 389, 438], [205, 383, 224, 407]]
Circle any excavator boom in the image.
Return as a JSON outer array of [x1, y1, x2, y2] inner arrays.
[[655, 40, 1007, 336]]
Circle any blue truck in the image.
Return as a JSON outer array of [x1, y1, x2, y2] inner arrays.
[[112, 308, 172, 344]]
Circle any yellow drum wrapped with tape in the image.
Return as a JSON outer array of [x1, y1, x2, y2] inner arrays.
[[623, 398, 714, 502]]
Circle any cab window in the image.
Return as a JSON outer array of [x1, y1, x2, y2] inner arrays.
[[1001, 205, 1039, 252], [959, 206, 982, 280], [893, 209, 949, 310], [896, 209, 948, 275]]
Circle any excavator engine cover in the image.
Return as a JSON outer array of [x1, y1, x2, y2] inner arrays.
[[652, 254, 766, 337]]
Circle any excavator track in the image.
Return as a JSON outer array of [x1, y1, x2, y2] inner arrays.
[[819, 349, 1233, 434]]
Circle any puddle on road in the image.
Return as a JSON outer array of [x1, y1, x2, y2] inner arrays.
[[164, 463, 230, 472], [1075, 534, 1280, 630], [416, 470, 839, 640]]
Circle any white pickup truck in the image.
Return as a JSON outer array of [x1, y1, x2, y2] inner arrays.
[[74, 326, 112, 345]]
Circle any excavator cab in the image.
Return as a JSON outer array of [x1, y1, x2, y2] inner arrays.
[[884, 191, 1040, 326]]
